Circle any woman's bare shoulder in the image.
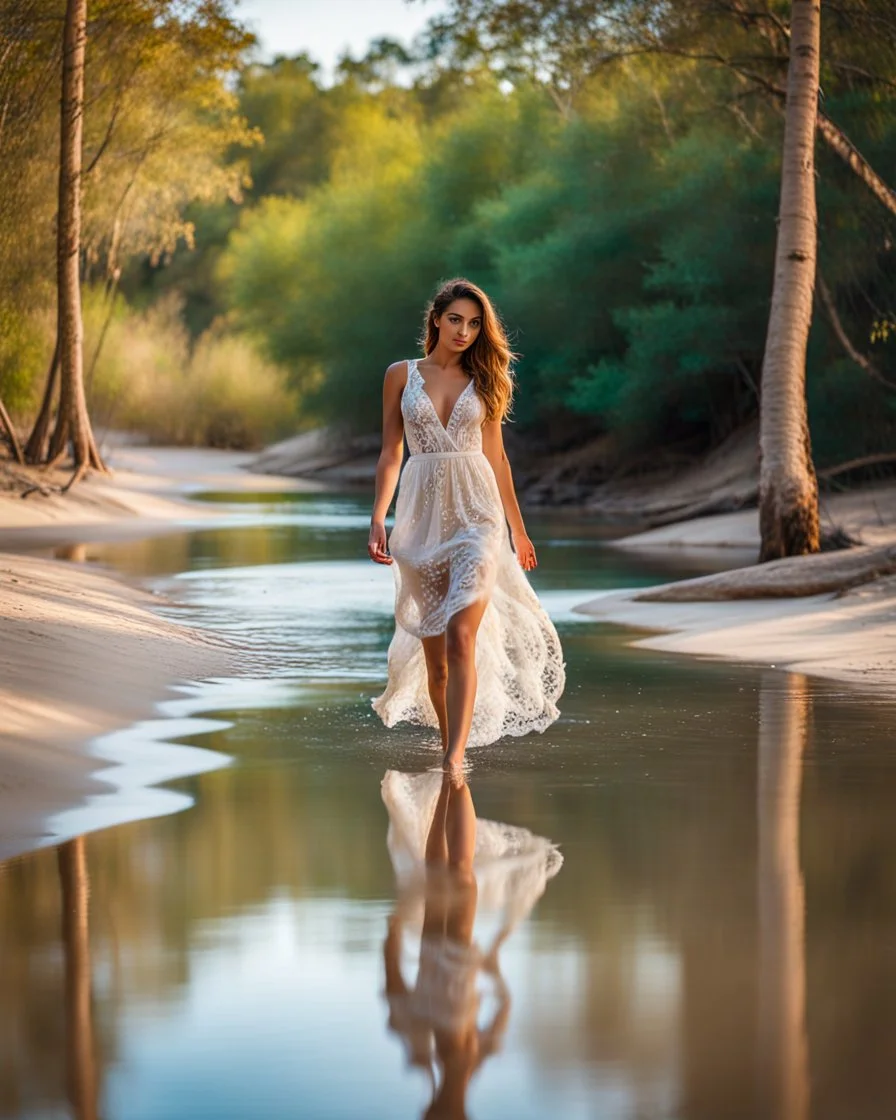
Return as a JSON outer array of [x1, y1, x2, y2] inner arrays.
[[384, 359, 412, 387]]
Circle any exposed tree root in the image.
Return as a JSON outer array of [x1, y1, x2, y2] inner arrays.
[[633, 544, 896, 602]]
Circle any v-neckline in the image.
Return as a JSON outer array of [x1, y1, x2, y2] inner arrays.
[[412, 359, 473, 434]]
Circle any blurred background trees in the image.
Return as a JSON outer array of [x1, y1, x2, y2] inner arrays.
[[0, 0, 893, 479]]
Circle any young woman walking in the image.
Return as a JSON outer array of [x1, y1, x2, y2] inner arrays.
[[369, 278, 564, 769]]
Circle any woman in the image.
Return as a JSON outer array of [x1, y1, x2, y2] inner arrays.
[[369, 278, 564, 769]]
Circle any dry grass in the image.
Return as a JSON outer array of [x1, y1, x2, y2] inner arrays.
[[86, 294, 300, 448], [4, 292, 301, 451]]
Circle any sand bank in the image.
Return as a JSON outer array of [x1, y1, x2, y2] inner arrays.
[[0, 443, 316, 550], [610, 481, 896, 554], [0, 551, 235, 858], [576, 483, 896, 693], [576, 572, 896, 693], [0, 444, 315, 858]]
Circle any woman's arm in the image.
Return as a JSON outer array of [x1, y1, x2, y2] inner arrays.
[[368, 362, 407, 565], [481, 419, 537, 571]]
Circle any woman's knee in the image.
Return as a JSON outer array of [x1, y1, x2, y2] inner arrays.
[[446, 624, 475, 663], [426, 657, 449, 688]]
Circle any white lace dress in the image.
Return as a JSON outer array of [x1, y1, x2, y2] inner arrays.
[[372, 358, 565, 747]]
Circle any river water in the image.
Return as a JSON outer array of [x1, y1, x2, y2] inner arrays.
[[2, 490, 894, 1120]]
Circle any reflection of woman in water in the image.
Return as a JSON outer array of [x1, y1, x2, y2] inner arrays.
[[381, 769, 561, 1119]]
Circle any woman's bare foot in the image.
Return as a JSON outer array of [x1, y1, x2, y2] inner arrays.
[[442, 747, 466, 773]]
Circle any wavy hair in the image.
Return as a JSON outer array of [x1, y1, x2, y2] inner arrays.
[[421, 278, 515, 423]]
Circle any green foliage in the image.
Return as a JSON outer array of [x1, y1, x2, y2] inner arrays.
[[215, 39, 895, 464], [3, 0, 895, 466], [0, 0, 257, 411], [220, 80, 560, 429], [808, 355, 896, 468]]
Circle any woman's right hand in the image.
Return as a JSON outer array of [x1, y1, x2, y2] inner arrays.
[[368, 520, 392, 565]]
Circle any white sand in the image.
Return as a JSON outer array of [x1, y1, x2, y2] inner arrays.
[[580, 483, 896, 693], [0, 445, 276, 857], [0, 443, 316, 549], [610, 481, 896, 553], [0, 552, 235, 857], [576, 574, 896, 693]]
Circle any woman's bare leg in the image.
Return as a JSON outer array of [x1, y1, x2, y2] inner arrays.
[[444, 599, 488, 771], [445, 775, 477, 888], [424, 768, 452, 867], [424, 772, 477, 877], [423, 772, 477, 926], [421, 633, 449, 751]]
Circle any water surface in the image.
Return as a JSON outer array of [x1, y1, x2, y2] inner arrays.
[[2, 491, 894, 1120]]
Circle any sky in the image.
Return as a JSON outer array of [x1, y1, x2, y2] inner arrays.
[[236, 0, 448, 76]]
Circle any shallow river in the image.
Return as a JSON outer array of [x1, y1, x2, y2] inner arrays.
[[2, 491, 895, 1120]]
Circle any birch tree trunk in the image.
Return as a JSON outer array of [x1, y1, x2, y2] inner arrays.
[[758, 0, 820, 561], [49, 0, 105, 477]]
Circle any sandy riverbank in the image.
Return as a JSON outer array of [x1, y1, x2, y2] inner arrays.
[[0, 552, 236, 859], [0, 443, 317, 550], [0, 444, 310, 858], [607, 481, 896, 555], [576, 576, 896, 691], [577, 482, 896, 693]]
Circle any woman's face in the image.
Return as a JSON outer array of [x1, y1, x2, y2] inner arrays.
[[435, 298, 482, 355]]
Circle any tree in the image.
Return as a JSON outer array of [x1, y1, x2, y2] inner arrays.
[[757, 674, 809, 1120], [427, 0, 894, 552], [758, 1, 821, 559], [4, 1, 256, 466], [49, 0, 105, 479]]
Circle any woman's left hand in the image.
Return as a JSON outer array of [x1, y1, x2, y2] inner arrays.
[[511, 528, 537, 571]]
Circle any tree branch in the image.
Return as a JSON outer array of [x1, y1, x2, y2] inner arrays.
[[815, 111, 896, 217], [651, 43, 896, 219], [0, 398, 24, 464], [817, 270, 896, 389]]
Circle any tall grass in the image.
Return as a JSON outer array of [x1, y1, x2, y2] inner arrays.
[[82, 290, 300, 448], [2, 290, 300, 449]]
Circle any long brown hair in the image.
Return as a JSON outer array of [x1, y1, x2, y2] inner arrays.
[[421, 278, 515, 423]]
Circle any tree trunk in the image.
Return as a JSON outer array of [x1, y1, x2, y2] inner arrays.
[[24, 338, 60, 464], [0, 397, 24, 463], [58, 836, 99, 1120], [50, 0, 105, 477], [758, 0, 820, 561]]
